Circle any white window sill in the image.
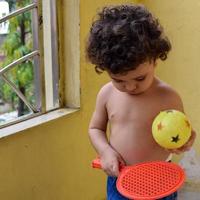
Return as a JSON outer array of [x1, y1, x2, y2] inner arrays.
[[0, 108, 79, 139]]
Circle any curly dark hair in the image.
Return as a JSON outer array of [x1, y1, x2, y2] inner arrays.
[[86, 4, 171, 74]]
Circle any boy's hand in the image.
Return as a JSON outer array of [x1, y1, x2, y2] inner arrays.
[[166, 130, 196, 154], [100, 146, 125, 177]]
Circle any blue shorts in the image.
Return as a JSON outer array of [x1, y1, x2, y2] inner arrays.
[[107, 176, 178, 200]]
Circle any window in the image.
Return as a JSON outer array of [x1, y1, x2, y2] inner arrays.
[[0, 0, 60, 128]]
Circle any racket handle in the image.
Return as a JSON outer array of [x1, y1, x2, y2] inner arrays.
[[92, 158, 102, 169], [92, 158, 124, 169]]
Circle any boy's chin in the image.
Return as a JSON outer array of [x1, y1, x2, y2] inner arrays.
[[116, 87, 150, 95], [127, 91, 144, 95], [119, 89, 144, 95]]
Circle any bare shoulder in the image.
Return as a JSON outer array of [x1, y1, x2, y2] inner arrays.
[[89, 82, 113, 130], [155, 78, 184, 112], [97, 82, 113, 103]]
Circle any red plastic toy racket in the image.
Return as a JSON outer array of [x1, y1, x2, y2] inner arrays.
[[92, 158, 185, 200]]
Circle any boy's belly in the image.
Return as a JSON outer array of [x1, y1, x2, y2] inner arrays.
[[109, 127, 170, 165]]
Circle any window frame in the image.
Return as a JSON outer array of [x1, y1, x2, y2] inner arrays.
[[0, 0, 80, 133]]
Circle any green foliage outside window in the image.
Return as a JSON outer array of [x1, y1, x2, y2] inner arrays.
[[0, 0, 35, 117]]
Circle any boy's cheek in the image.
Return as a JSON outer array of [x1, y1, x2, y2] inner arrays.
[[111, 82, 124, 91]]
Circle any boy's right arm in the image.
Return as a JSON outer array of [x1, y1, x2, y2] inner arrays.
[[89, 84, 125, 177]]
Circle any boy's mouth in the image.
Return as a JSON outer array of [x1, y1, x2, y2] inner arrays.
[[127, 91, 137, 94], [127, 89, 146, 95], [126, 90, 140, 95]]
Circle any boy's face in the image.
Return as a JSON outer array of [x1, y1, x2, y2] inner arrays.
[[108, 61, 156, 95]]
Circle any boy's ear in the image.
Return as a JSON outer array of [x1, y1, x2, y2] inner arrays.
[[150, 58, 157, 67], [153, 59, 157, 67]]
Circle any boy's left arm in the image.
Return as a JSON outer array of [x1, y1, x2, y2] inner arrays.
[[163, 86, 197, 154]]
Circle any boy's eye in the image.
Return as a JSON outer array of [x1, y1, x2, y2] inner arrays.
[[113, 79, 123, 83], [135, 76, 146, 81]]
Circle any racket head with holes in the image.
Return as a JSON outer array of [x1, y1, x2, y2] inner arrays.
[[116, 161, 185, 200]]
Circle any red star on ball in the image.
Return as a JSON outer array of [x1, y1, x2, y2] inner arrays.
[[157, 122, 164, 131], [185, 120, 190, 128]]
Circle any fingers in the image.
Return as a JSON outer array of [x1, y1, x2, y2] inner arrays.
[[165, 143, 192, 154], [101, 157, 121, 177], [100, 147, 126, 176], [112, 164, 120, 177], [167, 149, 183, 154], [103, 162, 119, 177], [118, 157, 126, 167]]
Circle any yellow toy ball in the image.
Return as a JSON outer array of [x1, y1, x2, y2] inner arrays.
[[152, 110, 191, 149]]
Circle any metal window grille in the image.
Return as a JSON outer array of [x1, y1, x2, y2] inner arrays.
[[0, 1, 44, 127], [0, 0, 60, 128], [0, 3, 40, 107]]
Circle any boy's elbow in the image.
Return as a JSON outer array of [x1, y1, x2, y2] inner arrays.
[[88, 126, 98, 138], [88, 126, 106, 135], [88, 126, 98, 135], [88, 127, 93, 137]]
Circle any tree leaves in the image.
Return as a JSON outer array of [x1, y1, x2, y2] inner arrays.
[[0, 0, 34, 114]]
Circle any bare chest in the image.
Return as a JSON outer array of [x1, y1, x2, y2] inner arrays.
[[107, 92, 160, 126]]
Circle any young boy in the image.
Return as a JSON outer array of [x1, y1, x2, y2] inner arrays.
[[86, 4, 196, 200]]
